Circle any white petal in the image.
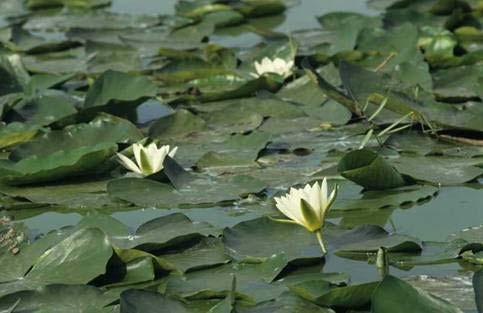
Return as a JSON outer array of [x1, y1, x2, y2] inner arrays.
[[320, 178, 328, 210], [273, 58, 286, 69], [145, 143, 160, 171], [152, 145, 169, 173], [254, 61, 263, 76], [132, 143, 143, 169], [328, 188, 337, 205], [168, 146, 178, 158], [275, 195, 305, 226], [308, 182, 322, 214], [299, 183, 322, 223], [146, 142, 158, 156], [261, 57, 272, 67], [284, 188, 306, 223], [117, 153, 143, 175]]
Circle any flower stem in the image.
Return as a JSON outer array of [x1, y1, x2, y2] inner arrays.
[[315, 230, 327, 255]]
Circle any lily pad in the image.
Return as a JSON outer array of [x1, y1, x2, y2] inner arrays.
[[474, 270, 483, 312], [112, 213, 218, 251], [0, 122, 39, 149], [24, 11, 160, 31], [238, 292, 335, 313], [338, 149, 409, 190], [195, 131, 271, 169], [10, 114, 141, 161], [0, 285, 113, 313], [0, 179, 116, 208], [371, 275, 463, 313], [120, 289, 218, 313], [166, 254, 287, 304], [0, 227, 113, 297], [332, 184, 439, 211], [391, 155, 483, 185], [0, 142, 117, 185], [223, 217, 321, 262], [27, 0, 110, 9], [161, 237, 230, 273], [291, 280, 378, 310], [107, 174, 266, 208]]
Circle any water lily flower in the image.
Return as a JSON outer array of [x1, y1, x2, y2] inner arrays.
[[273, 178, 338, 254], [117, 143, 177, 176], [251, 57, 294, 78]]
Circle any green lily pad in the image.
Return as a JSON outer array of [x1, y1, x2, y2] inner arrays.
[[318, 12, 381, 55], [391, 155, 483, 185], [0, 226, 70, 283], [332, 224, 422, 261], [120, 289, 219, 313], [235, 0, 286, 18], [13, 90, 78, 126], [385, 130, 483, 158], [277, 72, 327, 106], [0, 227, 113, 297], [112, 213, 218, 251], [407, 274, 478, 312], [195, 131, 271, 169], [238, 292, 335, 313], [107, 174, 266, 208], [0, 285, 114, 313], [433, 65, 483, 100], [10, 114, 141, 161], [162, 237, 230, 273], [0, 122, 39, 149], [333, 184, 439, 211], [76, 213, 130, 238], [338, 149, 409, 190], [0, 115, 131, 182], [291, 280, 378, 310], [0, 179, 116, 208], [105, 256, 156, 288], [0, 54, 29, 97], [371, 275, 462, 313], [84, 70, 157, 109], [149, 109, 206, 139], [22, 47, 88, 75], [223, 217, 321, 263], [166, 254, 287, 303], [27, 0, 110, 9], [24, 11, 160, 31], [474, 270, 483, 312], [24, 73, 74, 95], [0, 142, 116, 185]]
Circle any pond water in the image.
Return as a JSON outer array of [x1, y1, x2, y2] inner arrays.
[[5, 0, 481, 311]]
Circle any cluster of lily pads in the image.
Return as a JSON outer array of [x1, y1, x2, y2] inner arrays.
[[0, 0, 482, 312]]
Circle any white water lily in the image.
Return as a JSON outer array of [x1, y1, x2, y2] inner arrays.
[[251, 57, 294, 78], [117, 143, 177, 176], [273, 178, 338, 254]]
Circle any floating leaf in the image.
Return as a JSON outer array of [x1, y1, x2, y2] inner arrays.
[[27, 0, 111, 9], [0, 228, 113, 297], [112, 213, 218, 251], [0, 285, 113, 313], [107, 175, 266, 208], [223, 217, 321, 262], [371, 275, 463, 313], [166, 254, 287, 304], [338, 149, 409, 190]]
